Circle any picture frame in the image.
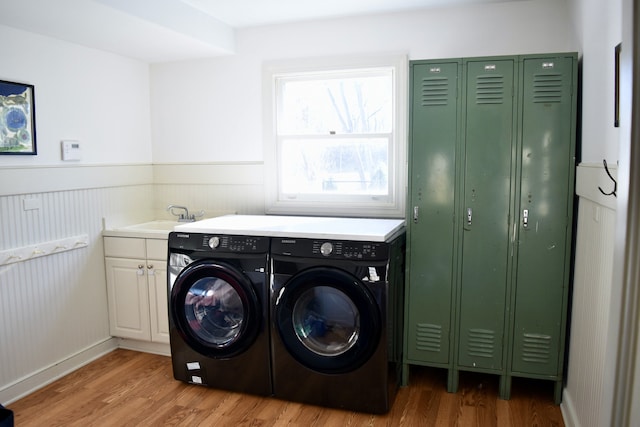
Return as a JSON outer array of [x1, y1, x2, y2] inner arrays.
[[0, 79, 37, 155], [615, 43, 621, 128]]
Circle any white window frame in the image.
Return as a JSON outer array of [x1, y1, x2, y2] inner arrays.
[[263, 54, 407, 218]]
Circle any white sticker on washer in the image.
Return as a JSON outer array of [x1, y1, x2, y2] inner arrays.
[[369, 267, 380, 282], [191, 375, 203, 384], [186, 362, 201, 370]]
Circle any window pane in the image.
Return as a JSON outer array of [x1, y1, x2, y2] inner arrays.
[[280, 137, 389, 195], [278, 71, 392, 135]]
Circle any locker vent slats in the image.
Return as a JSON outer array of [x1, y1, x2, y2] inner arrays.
[[533, 73, 563, 103], [415, 323, 442, 352], [467, 328, 495, 358], [421, 77, 449, 106], [475, 75, 504, 104], [521, 333, 552, 363]]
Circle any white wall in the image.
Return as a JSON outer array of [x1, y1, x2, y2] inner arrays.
[[562, 0, 626, 426], [569, 0, 623, 163], [0, 25, 155, 403], [0, 25, 151, 168], [150, 0, 576, 163]]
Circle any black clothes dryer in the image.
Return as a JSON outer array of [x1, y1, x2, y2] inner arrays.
[[270, 234, 405, 414], [167, 231, 271, 396]]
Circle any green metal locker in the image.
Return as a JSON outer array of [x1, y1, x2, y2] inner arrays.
[[404, 53, 577, 404], [507, 54, 577, 402], [457, 58, 516, 372], [405, 61, 460, 371]]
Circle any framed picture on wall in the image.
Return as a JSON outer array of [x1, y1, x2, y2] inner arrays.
[[0, 79, 37, 155], [615, 43, 621, 128]]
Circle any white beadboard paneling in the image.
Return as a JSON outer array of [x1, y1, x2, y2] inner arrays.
[[154, 184, 265, 219], [563, 193, 616, 427], [0, 163, 267, 403], [0, 184, 153, 402], [152, 162, 263, 185], [152, 162, 266, 219]]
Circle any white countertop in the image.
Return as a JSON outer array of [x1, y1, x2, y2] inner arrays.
[[174, 215, 405, 242], [103, 220, 180, 239]]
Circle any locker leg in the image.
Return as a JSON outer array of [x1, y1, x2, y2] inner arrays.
[[499, 375, 512, 400], [553, 380, 563, 404], [401, 363, 409, 386], [447, 368, 459, 393]]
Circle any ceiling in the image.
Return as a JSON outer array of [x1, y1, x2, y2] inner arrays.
[[0, 0, 526, 63]]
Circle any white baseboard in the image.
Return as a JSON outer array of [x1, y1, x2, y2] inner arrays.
[[1, 338, 171, 406], [116, 338, 171, 357], [1, 338, 118, 405], [561, 391, 580, 427]]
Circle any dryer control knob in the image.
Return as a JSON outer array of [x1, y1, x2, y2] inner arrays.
[[208, 236, 220, 249], [320, 242, 333, 256]]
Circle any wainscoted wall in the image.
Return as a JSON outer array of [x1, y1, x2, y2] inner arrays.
[[0, 185, 152, 403], [152, 163, 265, 218], [0, 162, 264, 404], [562, 163, 618, 427]]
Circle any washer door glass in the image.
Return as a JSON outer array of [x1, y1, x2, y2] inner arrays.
[[171, 260, 260, 358], [185, 277, 244, 347], [275, 266, 381, 374], [292, 286, 359, 356]]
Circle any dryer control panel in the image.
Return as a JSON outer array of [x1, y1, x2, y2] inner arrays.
[[272, 237, 389, 260]]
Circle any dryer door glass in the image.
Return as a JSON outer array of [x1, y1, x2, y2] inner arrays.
[[292, 286, 359, 356], [185, 277, 244, 347], [275, 266, 381, 374]]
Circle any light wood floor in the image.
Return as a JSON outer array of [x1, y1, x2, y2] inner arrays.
[[9, 349, 564, 426]]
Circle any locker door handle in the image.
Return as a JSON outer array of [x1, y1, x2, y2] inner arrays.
[[467, 208, 472, 225], [413, 206, 419, 223], [523, 209, 529, 229]]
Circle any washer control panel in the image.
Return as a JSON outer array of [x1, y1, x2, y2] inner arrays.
[[272, 238, 389, 260], [168, 232, 269, 254]]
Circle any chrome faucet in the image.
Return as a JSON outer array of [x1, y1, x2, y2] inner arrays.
[[167, 205, 204, 222]]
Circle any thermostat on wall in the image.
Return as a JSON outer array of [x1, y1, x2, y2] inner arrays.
[[61, 140, 81, 161]]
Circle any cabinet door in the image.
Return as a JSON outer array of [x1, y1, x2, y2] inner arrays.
[[458, 58, 515, 370], [105, 258, 151, 341], [148, 260, 170, 344], [406, 61, 459, 365], [511, 56, 575, 375]]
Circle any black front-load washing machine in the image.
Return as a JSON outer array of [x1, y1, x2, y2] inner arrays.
[[270, 234, 405, 414], [167, 231, 271, 396]]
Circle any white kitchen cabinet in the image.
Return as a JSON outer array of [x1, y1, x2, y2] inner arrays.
[[104, 236, 169, 344]]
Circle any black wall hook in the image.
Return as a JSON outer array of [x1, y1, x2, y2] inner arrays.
[[598, 159, 617, 197]]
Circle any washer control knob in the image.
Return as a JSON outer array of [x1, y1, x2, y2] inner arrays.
[[208, 236, 220, 249], [320, 242, 333, 256]]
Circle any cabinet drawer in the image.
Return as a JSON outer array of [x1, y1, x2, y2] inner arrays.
[[104, 237, 146, 258], [147, 239, 168, 260]]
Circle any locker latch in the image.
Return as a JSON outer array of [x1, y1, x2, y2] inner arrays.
[[523, 209, 529, 229], [467, 207, 472, 225]]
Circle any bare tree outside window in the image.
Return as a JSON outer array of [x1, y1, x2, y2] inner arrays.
[[278, 70, 392, 196]]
